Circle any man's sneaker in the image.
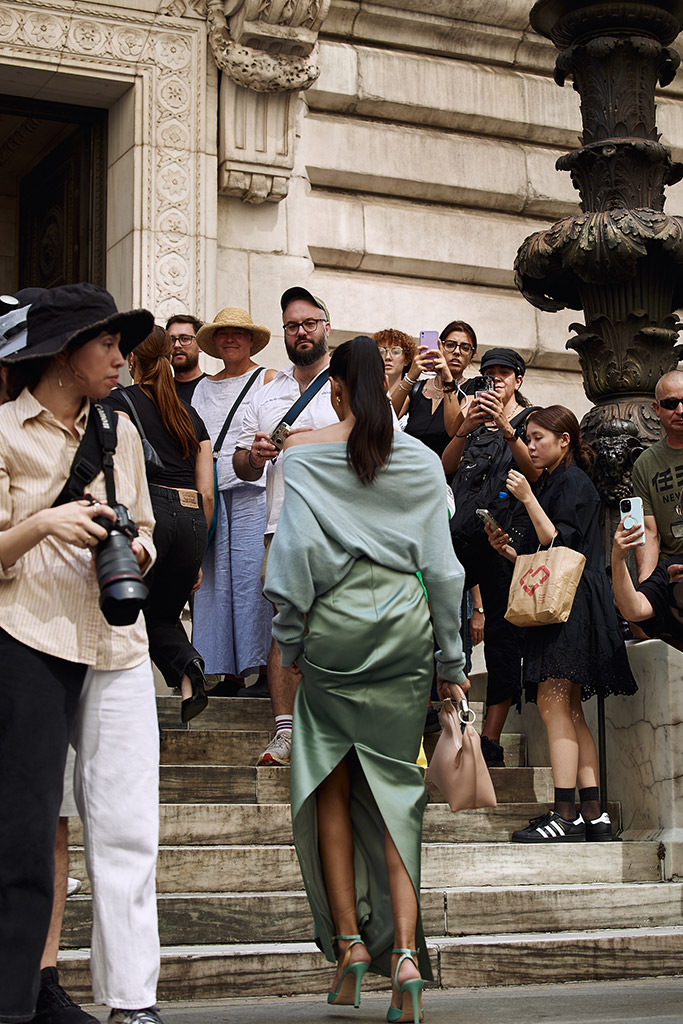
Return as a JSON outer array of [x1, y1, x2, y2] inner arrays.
[[512, 811, 586, 843], [480, 736, 505, 767], [256, 730, 292, 766], [32, 967, 98, 1024], [585, 811, 613, 842], [66, 877, 81, 897], [108, 1009, 165, 1024]]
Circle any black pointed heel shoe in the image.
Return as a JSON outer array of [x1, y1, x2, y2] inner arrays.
[[181, 658, 208, 723]]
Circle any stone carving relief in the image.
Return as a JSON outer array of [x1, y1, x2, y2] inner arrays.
[[0, 2, 208, 321], [203, 0, 331, 203]]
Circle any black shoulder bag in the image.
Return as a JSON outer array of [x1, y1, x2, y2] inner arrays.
[[114, 387, 166, 481]]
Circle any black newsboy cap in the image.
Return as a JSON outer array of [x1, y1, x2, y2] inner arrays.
[[1, 283, 154, 364]]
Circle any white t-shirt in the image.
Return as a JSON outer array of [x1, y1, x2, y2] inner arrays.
[[192, 368, 268, 491], [235, 365, 337, 534]]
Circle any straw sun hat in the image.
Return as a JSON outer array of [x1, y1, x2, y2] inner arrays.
[[196, 307, 271, 358]]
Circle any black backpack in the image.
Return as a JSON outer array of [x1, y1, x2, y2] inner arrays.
[[449, 407, 538, 557]]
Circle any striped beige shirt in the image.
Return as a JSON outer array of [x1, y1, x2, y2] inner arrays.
[[0, 388, 156, 670]]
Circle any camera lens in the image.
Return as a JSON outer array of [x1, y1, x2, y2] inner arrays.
[[93, 520, 148, 626], [622, 499, 631, 512]]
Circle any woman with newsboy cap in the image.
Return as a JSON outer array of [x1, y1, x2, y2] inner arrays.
[[0, 284, 166, 1024], [191, 306, 276, 692]]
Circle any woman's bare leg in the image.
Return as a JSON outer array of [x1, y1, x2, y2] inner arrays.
[[570, 684, 601, 819], [537, 677, 579, 818], [317, 758, 371, 988], [385, 827, 420, 1009]]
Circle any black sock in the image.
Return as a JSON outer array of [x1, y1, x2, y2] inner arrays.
[[579, 786, 601, 822], [554, 787, 576, 821]]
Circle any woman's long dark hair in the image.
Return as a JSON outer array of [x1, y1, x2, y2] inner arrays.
[[133, 325, 199, 457], [526, 405, 594, 472], [329, 336, 393, 484]]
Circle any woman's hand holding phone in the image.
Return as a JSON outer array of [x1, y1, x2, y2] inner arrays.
[[612, 520, 645, 561]]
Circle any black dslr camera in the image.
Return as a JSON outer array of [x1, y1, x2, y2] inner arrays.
[[93, 502, 148, 626]]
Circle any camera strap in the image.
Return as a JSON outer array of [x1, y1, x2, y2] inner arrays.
[[271, 366, 330, 435], [52, 401, 119, 507]]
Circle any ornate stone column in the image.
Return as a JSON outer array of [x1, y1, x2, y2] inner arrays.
[[203, 0, 331, 203], [516, 0, 683, 507]]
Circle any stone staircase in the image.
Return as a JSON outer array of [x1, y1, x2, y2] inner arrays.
[[59, 691, 683, 1001]]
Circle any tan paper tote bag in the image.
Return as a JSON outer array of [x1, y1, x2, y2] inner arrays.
[[505, 539, 586, 628], [425, 690, 497, 813]]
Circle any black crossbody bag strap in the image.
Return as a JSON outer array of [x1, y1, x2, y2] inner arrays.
[[115, 388, 150, 444], [213, 368, 263, 458], [52, 402, 118, 507]]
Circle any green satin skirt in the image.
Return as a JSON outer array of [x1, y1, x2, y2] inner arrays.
[[290, 558, 434, 981]]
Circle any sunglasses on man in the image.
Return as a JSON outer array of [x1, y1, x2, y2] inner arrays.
[[658, 397, 683, 410]]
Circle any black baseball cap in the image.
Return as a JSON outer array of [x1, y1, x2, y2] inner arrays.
[[480, 347, 526, 377], [280, 287, 330, 322]]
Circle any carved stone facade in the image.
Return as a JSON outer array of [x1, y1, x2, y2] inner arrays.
[[205, 0, 332, 203], [0, 1, 212, 321]]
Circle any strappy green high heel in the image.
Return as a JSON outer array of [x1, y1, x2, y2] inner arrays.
[[386, 948, 424, 1023], [327, 934, 369, 1008]]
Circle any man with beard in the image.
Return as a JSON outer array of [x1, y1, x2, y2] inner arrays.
[[234, 287, 336, 765], [166, 314, 206, 402]]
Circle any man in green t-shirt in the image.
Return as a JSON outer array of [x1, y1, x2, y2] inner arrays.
[[632, 370, 683, 580]]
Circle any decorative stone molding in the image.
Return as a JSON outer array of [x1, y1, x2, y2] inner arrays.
[[0, 1, 211, 321], [204, 0, 331, 203]]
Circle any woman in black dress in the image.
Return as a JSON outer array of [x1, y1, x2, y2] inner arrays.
[[105, 326, 214, 722], [487, 406, 637, 843]]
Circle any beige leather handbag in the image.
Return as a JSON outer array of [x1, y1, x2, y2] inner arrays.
[[425, 687, 497, 813]]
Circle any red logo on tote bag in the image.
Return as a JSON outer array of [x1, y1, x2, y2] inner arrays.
[[520, 565, 550, 596]]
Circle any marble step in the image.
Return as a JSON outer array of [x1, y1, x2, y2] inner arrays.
[[69, 801, 619, 848], [57, 925, 683, 1000], [67, 840, 661, 895], [61, 880, 682, 948], [159, 727, 525, 769], [158, 764, 553, 804]]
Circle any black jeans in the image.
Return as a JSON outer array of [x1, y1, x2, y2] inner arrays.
[[0, 629, 85, 1022], [145, 486, 208, 688]]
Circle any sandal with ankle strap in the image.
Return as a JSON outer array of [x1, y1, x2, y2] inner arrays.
[[327, 933, 369, 1008], [386, 948, 424, 1023]]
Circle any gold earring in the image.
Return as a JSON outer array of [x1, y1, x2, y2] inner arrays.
[[335, 394, 341, 405]]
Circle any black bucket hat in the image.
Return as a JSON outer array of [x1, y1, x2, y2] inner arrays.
[[0, 283, 154, 363]]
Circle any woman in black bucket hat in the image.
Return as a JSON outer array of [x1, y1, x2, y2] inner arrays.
[[0, 284, 168, 1024]]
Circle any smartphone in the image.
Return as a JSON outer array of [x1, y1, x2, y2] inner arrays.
[[419, 330, 439, 350], [470, 374, 495, 399], [476, 508, 503, 532], [619, 496, 646, 544]]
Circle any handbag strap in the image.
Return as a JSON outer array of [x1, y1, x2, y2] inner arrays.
[[115, 387, 150, 443], [52, 401, 118, 507], [213, 367, 263, 457]]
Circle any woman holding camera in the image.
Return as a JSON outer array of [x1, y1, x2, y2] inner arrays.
[[265, 336, 467, 1023], [0, 285, 166, 1024], [487, 406, 637, 842], [105, 325, 214, 722]]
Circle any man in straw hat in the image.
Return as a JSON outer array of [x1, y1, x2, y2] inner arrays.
[[0, 284, 167, 1024], [234, 287, 338, 766], [190, 307, 277, 697]]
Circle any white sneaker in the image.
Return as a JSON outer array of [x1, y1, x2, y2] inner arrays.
[[66, 876, 82, 897], [108, 1009, 165, 1024], [256, 730, 292, 766]]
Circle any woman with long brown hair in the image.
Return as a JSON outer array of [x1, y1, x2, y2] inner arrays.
[[105, 325, 214, 722], [264, 336, 467, 1023], [487, 405, 637, 843]]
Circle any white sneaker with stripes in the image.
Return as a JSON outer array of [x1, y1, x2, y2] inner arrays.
[[512, 811, 586, 843]]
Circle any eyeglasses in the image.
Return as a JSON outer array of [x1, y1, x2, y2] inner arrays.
[[442, 340, 474, 354], [171, 334, 196, 346], [283, 318, 326, 336], [658, 397, 683, 410], [378, 346, 404, 358]]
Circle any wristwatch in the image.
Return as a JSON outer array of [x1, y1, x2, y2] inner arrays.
[[473, 607, 484, 614], [442, 380, 458, 393]]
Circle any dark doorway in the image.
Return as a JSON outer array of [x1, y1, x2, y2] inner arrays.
[[0, 96, 107, 292]]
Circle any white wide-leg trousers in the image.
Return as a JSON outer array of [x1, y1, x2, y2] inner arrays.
[[71, 659, 160, 1009]]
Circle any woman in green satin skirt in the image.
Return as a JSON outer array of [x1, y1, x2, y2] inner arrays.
[[264, 337, 467, 1022]]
